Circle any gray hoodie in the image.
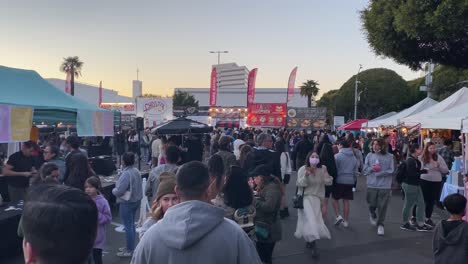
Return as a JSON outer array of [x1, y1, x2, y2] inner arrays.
[[112, 166, 143, 203], [131, 200, 262, 264], [363, 152, 395, 189], [433, 220, 468, 264], [334, 148, 358, 185]]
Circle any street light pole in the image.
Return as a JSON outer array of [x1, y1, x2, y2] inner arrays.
[[209, 51, 229, 65], [354, 64, 363, 120]]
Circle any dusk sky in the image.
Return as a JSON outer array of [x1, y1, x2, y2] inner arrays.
[[0, 0, 421, 98]]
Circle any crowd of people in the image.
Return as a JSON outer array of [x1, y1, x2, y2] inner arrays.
[[3, 127, 468, 264]]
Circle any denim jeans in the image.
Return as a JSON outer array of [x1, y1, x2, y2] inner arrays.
[[119, 201, 140, 251]]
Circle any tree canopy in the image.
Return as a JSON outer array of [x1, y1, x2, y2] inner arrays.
[[318, 68, 410, 120], [361, 0, 468, 70], [173, 90, 199, 107]]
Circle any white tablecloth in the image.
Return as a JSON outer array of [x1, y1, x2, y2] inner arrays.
[[440, 183, 465, 202]]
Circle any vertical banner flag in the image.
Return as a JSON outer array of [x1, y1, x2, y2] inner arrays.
[[65, 71, 71, 94], [209, 67, 217, 106], [98, 81, 103, 106], [247, 68, 258, 106], [287, 67, 297, 102]]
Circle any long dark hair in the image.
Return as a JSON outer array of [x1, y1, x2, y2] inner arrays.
[[66, 153, 93, 190], [208, 154, 224, 191], [223, 166, 253, 209], [319, 143, 337, 177], [85, 176, 102, 195], [371, 138, 387, 155], [238, 144, 252, 168]]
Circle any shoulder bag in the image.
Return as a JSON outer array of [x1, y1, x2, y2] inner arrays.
[[292, 186, 305, 209]]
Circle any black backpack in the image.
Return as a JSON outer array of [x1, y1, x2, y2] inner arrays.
[[396, 161, 407, 184]]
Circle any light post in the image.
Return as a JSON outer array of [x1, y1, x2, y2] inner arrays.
[[209, 51, 229, 65], [354, 64, 363, 120]]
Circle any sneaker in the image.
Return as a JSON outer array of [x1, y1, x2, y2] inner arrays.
[[377, 225, 385, 236], [369, 214, 377, 226], [400, 222, 416, 231], [118, 247, 127, 252], [409, 216, 417, 226], [425, 219, 436, 228], [117, 251, 133, 258], [342, 221, 349, 228], [352, 187, 356, 192], [416, 225, 433, 232], [334, 215, 344, 226]]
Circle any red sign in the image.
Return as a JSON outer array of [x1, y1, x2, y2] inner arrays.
[[209, 68, 217, 106], [247, 103, 286, 127], [247, 68, 257, 105], [287, 67, 297, 102]]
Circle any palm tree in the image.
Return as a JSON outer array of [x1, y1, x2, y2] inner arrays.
[[60, 56, 83, 96], [300, 80, 320, 108]]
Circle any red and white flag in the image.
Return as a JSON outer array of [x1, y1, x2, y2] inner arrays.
[[98, 81, 103, 106], [287, 67, 297, 102], [247, 68, 257, 106], [209, 67, 217, 106], [65, 71, 71, 94]]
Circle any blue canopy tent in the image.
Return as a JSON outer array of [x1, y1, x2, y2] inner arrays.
[[0, 66, 112, 136]]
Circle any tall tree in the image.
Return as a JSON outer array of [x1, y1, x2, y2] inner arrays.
[[173, 90, 199, 107], [60, 56, 83, 96], [300, 80, 320, 108], [361, 0, 468, 70]]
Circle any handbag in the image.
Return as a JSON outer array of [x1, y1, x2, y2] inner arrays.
[[292, 186, 305, 209], [254, 221, 271, 241], [121, 170, 133, 201]]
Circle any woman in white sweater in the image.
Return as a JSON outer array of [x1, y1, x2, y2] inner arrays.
[[295, 151, 333, 257], [417, 142, 449, 227]]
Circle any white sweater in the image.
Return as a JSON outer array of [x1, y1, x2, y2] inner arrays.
[[296, 165, 333, 198]]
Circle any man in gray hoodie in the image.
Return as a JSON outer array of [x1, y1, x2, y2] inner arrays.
[[363, 138, 394, 236], [332, 139, 358, 228], [131, 161, 262, 264]]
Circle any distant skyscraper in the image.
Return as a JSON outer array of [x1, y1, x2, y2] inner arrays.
[[213, 63, 249, 89], [133, 80, 142, 99]]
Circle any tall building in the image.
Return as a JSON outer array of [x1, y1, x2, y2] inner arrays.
[[214, 63, 249, 89], [132, 80, 142, 99]]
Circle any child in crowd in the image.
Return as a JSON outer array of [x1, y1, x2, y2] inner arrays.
[[433, 193, 468, 264], [85, 177, 112, 264]]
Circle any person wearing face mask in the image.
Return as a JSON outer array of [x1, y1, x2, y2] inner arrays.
[[363, 138, 395, 236], [295, 152, 333, 257]]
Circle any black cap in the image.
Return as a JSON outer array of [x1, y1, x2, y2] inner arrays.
[[249, 164, 271, 178]]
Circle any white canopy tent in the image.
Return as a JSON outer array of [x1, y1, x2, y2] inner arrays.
[[364, 97, 438, 128], [416, 101, 468, 129], [401, 87, 468, 127]]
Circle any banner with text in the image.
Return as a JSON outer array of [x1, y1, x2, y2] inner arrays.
[[136, 97, 173, 128], [286, 107, 327, 129], [0, 105, 33, 143], [209, 68, 217, 106], [100, 103, 136, 115], [77, 110, 114, 136], [247, 68, 257, 106], [247, 103, 286, 127], [287, 67, 297, 102]]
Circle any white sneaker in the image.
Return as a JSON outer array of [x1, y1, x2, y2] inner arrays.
[[342, 221, 349, 228], [352, 187, 356, 192], [377, 225, 385, 236], [334, 215, 344, 226], [370, 214, 377, 226]]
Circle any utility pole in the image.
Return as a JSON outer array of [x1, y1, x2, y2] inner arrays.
[[354, 64, 363, 120], [209, 51, 229, 65]]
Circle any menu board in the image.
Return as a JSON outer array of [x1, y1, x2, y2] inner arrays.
[[286, 107, 327, 129], [247, 103, 286, 127]]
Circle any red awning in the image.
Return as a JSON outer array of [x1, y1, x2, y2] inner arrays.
[[216, 121, 240, 128], [338, 119, 368, 131]]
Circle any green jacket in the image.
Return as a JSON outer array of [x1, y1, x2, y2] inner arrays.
[[254, 180, 282, 242]]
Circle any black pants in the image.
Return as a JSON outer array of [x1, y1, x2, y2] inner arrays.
[[93, 248, 102, 264], [256, 242, 276, 264], [417, 179, 442, 219]]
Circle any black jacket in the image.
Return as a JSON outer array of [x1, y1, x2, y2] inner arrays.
[[245, 148, 281, 180], [294, 139, 314, 162], [403, 155, 423, 186]]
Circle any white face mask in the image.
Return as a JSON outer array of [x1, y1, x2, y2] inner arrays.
[[309, 157, 320, 166]]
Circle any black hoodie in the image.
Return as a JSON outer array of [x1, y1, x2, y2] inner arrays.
[[433, 220, 468, 264]]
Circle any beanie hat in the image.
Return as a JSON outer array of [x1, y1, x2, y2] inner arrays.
[[155, 172, 177, 202]]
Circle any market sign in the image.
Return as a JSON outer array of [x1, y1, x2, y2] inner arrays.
[[247, 103, 286, 127], [286, 107, 327, 129], [136, 97, 173, 128]]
